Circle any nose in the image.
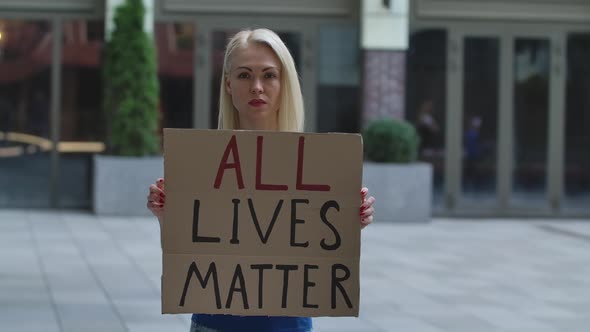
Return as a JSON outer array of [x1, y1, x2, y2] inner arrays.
[[250, 79, 263, 94]]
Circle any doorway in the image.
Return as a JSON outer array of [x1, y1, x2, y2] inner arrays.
[[447, 28, 566, 215]]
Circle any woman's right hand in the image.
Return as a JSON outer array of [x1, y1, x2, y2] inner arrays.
[[147, 178, 165, 219]]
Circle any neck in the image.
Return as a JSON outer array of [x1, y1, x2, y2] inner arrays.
[[238, 115, 278, 131]]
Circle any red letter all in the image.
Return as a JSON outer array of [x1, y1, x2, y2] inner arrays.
[[296, 136, 330, 191], [214, 135, 245, 189], [256, 136, 288, 190]]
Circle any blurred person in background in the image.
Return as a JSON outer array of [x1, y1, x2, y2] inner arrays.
[[464, 116, 484, 190], [416, 99, 440, 158]]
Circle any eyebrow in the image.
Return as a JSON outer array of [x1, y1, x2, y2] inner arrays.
[[235, 66, 278, 72]]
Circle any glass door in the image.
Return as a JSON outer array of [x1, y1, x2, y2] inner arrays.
[[448, 32, 502, 211], [460, 35, 501, 208], [450, 29, 562, 214], [0, 19, 53, 208], [511, 37, 552, 208], [407, 29, 448, 209], [564, 32, 590, 213]]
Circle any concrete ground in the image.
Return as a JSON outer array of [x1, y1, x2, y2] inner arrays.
[[1, 210, 590, 332]]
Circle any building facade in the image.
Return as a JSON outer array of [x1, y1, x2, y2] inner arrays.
[[0, 0, 588, 217], [409, 0, 590, 217]]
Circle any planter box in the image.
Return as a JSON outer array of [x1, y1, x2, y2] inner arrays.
[[93, 155, 163, 216], [362, 162, 432, 222]]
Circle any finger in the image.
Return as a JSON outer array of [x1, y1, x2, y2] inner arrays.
[[360, 187, 368, 202], [147, 199, 163, 207], [148, 192, 165, 204], [148, 186, 165, 205], [360, 216, 373, 229], [361, 207, 374, 218], [147, 201, 164, 210], [364, 196, 375, 207], [361, 215, 373, 227], [149, 187, 165, 198], [156, 178, 165, 191], [360, 196, 375, 213], [149, 184, 164, 195]]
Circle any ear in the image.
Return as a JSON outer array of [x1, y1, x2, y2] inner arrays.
[[225, 76, 232, 95]]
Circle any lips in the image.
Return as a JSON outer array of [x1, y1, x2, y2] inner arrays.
[[248, 99, 267, 107]]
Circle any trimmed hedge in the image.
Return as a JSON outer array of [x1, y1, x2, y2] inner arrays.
[[363, 119, 420, 163]]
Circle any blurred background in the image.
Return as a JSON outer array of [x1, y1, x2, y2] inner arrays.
[[2, 2, 590, 332], [1, 0, 588, 217]]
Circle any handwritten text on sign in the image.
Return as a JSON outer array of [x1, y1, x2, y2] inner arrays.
[[162, 129, 363, 317]]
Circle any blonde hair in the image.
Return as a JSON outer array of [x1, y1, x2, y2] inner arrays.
[[217, 28, 304, 132]]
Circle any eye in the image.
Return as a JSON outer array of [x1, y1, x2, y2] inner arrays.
[[264, 72, 278, 79], [237, 72, 250, 79]]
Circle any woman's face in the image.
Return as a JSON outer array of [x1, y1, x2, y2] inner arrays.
[[225, 43, 282, 130]]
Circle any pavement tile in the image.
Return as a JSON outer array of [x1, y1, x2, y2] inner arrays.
[[459, 305, 551, 330], [126, 322, 189, 332], [313, 316, 384, 331], [1, 210, 590, 331], [418, 313, 497, 332], [0, 322, 61, 332]]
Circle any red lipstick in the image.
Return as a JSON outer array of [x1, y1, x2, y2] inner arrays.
[[248, 99, 267, 107]]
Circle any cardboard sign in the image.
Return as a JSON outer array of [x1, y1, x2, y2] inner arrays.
[[162, 129, 363, 317]]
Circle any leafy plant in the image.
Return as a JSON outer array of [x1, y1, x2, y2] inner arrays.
[[363, 118, 420, 163], [103, 0, 159, 156]]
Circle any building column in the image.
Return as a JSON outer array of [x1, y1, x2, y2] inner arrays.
[[361, 0, 409, 126]]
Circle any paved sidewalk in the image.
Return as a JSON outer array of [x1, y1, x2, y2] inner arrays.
[[1, 210, 590, 332]]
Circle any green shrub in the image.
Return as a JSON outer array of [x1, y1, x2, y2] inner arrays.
[[103, 0, 159, 156], [363, 118, 420, 163]]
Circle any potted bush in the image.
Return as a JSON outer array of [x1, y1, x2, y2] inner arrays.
[[93, 0, 162, 215], [362, 118, 432, 222]]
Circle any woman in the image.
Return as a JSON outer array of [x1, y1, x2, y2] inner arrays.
[[147, 28, 375, 332]]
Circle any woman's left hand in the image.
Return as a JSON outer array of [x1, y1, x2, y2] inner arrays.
[[360, 187, 375, 229]]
